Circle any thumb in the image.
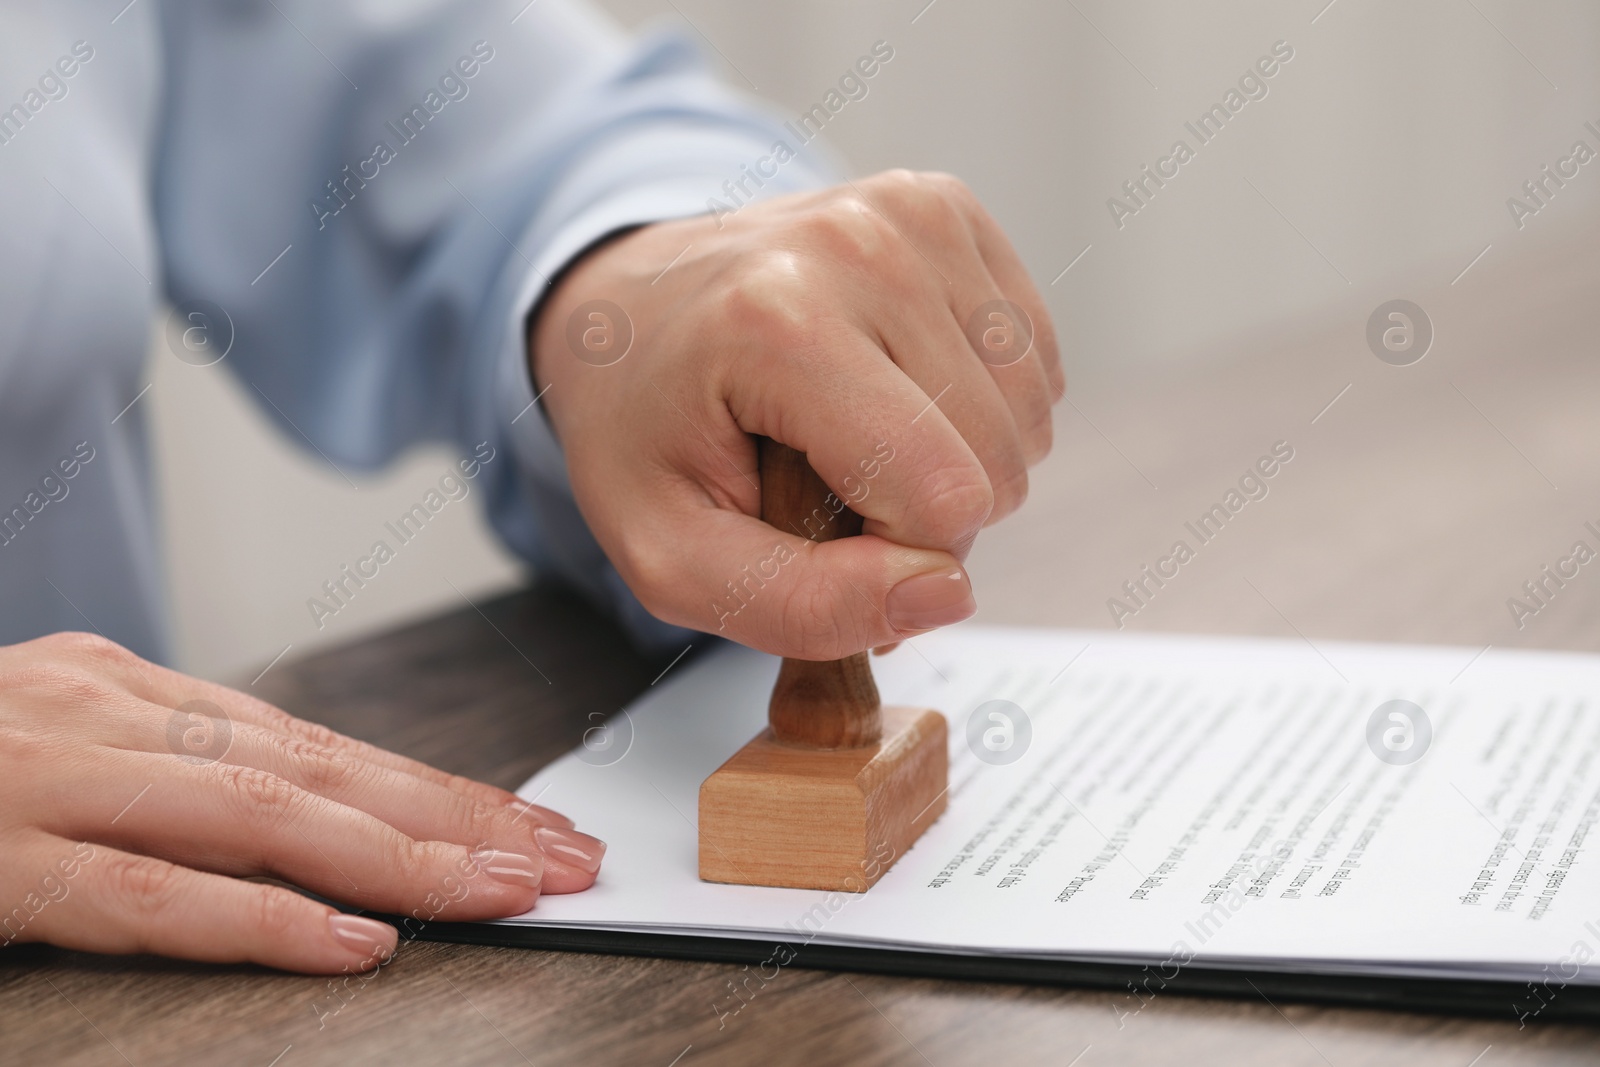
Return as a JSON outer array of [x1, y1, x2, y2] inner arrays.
[[644, 506, 975, 660]]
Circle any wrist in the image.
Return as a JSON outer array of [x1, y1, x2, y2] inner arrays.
[[527, 225, 650, 440]]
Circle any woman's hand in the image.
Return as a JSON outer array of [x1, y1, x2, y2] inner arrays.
[[532, 170, 1062, 661], [0, 632, 604, 974]]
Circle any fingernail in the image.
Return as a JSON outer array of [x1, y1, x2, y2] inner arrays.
[[504, 798, 575, 829], [534, 826, 607, 875], [327, 914, 396, 961], [886, 568, 975, 633], [470, 849, 546, 889]]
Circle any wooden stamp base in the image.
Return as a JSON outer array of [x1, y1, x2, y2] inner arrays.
[[698, 706, 948, 892]]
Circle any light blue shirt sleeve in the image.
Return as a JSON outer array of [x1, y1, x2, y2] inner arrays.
[[153, 0, 834, 654]]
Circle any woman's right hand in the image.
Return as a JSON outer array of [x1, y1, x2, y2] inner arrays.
[[0, 632, 605, 974]]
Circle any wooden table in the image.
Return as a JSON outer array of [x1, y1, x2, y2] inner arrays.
[[7, 233, 1600, 1064]]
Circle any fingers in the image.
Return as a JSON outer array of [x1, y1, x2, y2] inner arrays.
[[24, 677, 603, 898], [954, 294, 1055, 468], [10, 831, 398, 974], [627, 496, 973, 658], [720, 308, 994, 560], [241, 710, 533, 815], [906, 170, 1065, 402], [724, 173, 1046, 545], [205, 723, 599, 893], [871, 295, 1033, 524], [30, 631, 579, 828], [213, 722, 573, 854], [850, 170, 1055, 470], [62, 749, 553, 916]]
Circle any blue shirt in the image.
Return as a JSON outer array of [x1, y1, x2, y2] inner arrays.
[[0, 0, 829, 663]]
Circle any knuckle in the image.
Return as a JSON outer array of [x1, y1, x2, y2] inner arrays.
[[279, 714, 345, 752], [392, 835, 444, 890], [217, 763, 300, 824], [923, 170, 975, 207], [106, 854, 184, 918], [614, 531, 681, 621], [279, 736, 355, 796], [710, 252, 815, 348], [872, 167, 923, 193], [871, 169, 961, 232], [792, 198, 890, 263], [247, 884, 307, 942], [44, 631, 140, 672], [463, 800, 511, 848], [910, 464, 994, 543]]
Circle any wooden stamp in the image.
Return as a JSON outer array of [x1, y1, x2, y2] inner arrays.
[[698, 440, 949, 892]]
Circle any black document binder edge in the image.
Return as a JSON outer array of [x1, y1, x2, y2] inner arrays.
[[370, 914, 1600, 1025]]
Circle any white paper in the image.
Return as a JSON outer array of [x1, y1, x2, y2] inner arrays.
[[493, 625, 1600, 988]]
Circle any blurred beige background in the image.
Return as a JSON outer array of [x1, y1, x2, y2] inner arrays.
[[151, 0, 1600, 680]]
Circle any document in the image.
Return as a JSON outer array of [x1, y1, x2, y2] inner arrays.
[[489, 626, 1600, 990]]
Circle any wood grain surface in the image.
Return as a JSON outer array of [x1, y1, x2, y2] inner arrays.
[[699, 705, 948, 891], [6, 232, 1600, 1064]]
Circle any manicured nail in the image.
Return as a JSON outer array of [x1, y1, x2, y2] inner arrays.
[[327, 914, 396, 961], [505, 798, 575, 829], [534, 827, 607, 875], [470, 849, 546, 889], [886, 568, 975, 633]]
